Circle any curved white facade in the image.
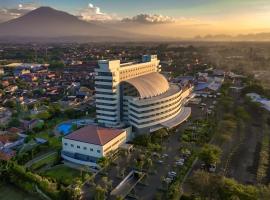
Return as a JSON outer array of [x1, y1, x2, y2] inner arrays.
[[126, 85, 192, 132]]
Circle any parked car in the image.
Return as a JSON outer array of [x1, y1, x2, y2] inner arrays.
[[175, 161, 184, 166], [157, 160, 164, 164], [209, 164, 216, 173], [168, 171, 177, 177], [162, 153, 169, 158], [164, 177, 173, 183]]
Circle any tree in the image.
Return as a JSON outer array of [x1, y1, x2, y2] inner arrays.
[[97, 157, 109, 168], [189, 170, 223, 199], [235, 106, 250, 121], [8, 117, 20, 127], [94, 185, 106, 200], [167, 180, 182, 200], [36, 111, 51, 120], [4, 100, 16, 109], [101, 176, 112, 191], [189, 170, 260, 200], [199, 144, 222, 165]]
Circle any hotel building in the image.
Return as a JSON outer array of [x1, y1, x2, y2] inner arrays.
[[95, 55, 192, 134]]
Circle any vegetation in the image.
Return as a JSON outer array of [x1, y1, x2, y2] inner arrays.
[[256, 133, 270, 183], [43, 165, 82, 186], [0, 161, 82, 200], [199, 144, 222, 165], [188, 170, 270, 200], [132, 129, 168, 152]]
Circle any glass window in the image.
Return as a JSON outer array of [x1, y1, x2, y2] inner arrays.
[[83, 147, 87, 150], [97, 150, 101, 153], [77, 145, 80, 149], [90, 148, 93, 151], [71, 144, 74, 147]]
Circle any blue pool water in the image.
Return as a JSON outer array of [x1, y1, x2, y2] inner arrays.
[[56, 119, 94, 135], [57, 123, 72, 135]]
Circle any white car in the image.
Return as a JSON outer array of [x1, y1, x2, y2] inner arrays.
[[175, 161, 184, 166], [168, 171, 177, 176], [157, 160, 164, 164], [164, 177, 173, 183], [162, 153, 169, 158], [177, 158, 185, 163]]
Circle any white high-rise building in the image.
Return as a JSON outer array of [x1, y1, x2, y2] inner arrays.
[[95, 55, 192, 134]]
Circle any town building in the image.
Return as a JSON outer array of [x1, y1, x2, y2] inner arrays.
[[61, 125, 126, 167], [95, 55, 192, 134]]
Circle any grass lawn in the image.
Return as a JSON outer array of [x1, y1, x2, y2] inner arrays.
[[44, 165, 81, 185]]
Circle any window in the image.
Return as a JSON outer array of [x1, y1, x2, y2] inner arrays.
[[71, 144, 74, 147], [83, 147, 87, 150], [90, 148, 93, 151], [97, 150, 101, 153], [77, 145, 80, 149], [64, 143, 67, 146]]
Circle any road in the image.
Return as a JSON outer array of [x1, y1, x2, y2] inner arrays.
[[24, 151, 57, 168]]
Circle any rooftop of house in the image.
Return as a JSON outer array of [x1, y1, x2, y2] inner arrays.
[[64, 125, 125, 146]]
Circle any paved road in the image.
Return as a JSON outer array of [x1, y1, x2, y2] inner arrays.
[[24, 151, 57, 168]]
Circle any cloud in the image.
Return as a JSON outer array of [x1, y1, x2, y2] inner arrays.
[[18, 3, 38, 11], [0, 3, 37, 23], [122, 14, 176, 24], [78, 3, 114, 21]]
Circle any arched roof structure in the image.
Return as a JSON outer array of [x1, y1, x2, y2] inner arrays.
[[123, 72, 169, 98]]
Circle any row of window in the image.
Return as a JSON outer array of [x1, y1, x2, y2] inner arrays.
[[103, 136, 126, 153], [129, 103, 180, 120], [130, 93, 181, 108], [96, 96, 117, 101], [120, 68, 156, 80], [95, 85, 116, 90], [95, 91, 115, 95], [97, 72, 113, 76], [119, 63, 156, 75], [130, 107, 181, 125], [129, 98, 182, 114], [64, 143, 101, 153], [97, 107, 117, 112], [97, 113, 117, 117], [98, 118, 118, 122], [96, 102, 117, 107]]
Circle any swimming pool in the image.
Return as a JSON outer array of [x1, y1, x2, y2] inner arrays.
[[57, 123, 73, 135], [56, 119, 96, 135]]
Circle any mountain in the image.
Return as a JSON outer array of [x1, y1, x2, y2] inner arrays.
[[0, 7, 152, 42], [194, 33, 270, 41]]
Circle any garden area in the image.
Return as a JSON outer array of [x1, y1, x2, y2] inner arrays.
[[42, 164, 88, 186]]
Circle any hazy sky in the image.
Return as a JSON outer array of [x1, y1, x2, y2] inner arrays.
[[1, 0, 270, 36]]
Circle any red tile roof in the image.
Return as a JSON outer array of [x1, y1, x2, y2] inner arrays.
[[0, 150, 16, 161], [64, 125, 125, 146]]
